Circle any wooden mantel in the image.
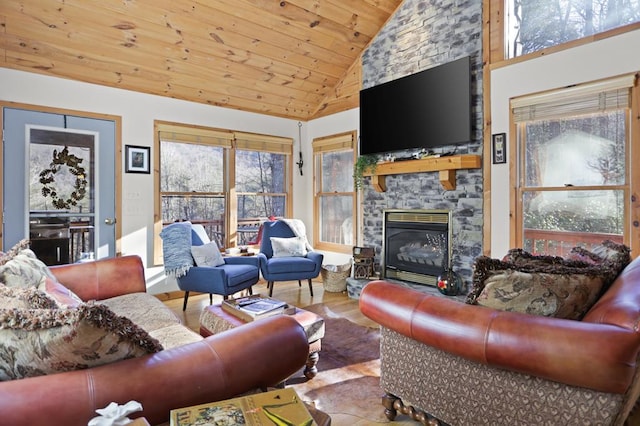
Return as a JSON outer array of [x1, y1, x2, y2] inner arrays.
[[363, 154, 482, 191]]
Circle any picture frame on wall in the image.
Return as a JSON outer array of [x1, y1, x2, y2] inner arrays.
[[125, 145, 150, 174], [492, 133, 506, 164]]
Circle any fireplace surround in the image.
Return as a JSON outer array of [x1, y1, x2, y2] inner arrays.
[[382, 209, 452, 286]]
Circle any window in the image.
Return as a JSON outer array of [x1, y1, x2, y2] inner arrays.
[[234, 132, 292, 245], [313, 131, 356, 253], [154, 122, 292, 263], [511, 74, 636, 255], [504, 0, 640, 58]]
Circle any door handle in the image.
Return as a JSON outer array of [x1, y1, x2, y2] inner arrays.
[[104, 218, 117, 225]]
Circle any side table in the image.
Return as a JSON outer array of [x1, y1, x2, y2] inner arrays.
[[199, 304, 325, 379]]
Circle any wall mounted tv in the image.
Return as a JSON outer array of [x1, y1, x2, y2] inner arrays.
[[359, 56, 472, 156]]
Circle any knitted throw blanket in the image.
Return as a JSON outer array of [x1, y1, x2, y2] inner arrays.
[[160, 222, 193, 278]]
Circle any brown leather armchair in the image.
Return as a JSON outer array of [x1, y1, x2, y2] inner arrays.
[[359, 256, 640, 425]]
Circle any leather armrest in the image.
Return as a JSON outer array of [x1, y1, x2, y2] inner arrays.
[[0, 315, 309, 426], [360, 280, 639, 394], [49, 255, 146, 301]]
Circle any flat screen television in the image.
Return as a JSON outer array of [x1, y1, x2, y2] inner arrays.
[[359, 56, 472, 156]]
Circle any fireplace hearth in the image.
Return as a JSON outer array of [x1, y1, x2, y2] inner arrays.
[[382, 209, 452, 286]]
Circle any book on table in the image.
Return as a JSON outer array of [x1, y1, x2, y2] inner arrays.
[[170, 387, 316, 426], [222, 294, 289, 322]]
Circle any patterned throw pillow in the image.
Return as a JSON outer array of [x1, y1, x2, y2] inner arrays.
[[0, 239, 30, 266], [467, 253, 613, 320], [0, 285, 58, 310], [270, 236, 308, 258], [0, 302, 163, 381], [38, 276, 83, 308], [0, 248, 55, 289], [191, 241, 225, 267], [568, 240, 631, 286]]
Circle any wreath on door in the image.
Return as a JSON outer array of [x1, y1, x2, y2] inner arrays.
[[39, 146, 87, 210]]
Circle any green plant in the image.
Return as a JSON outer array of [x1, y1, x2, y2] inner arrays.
[[353, 155, 379, 191]]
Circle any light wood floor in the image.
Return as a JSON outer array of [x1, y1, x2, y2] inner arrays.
[[161, 278, 417, 425]]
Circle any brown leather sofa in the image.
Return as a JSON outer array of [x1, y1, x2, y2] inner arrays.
[[360, 256, 640, 425], [0, 256, 310, 426]]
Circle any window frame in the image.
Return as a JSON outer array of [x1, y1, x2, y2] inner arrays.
[[485, 0, 640, 66], [312, 131, 357, 254], [153, 121, 292, 265], [482, 0, 640, 257], [509, 74, 638, 255]]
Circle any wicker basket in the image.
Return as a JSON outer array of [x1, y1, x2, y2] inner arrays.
[[321, 263, 352, 292]]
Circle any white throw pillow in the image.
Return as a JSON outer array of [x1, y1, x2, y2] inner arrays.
[[191, 242, 225, 267], [271, 236, 308, 258]]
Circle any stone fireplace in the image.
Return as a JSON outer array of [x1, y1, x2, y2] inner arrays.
[[383, 209, 451, 286], [360, 0, 484, 289]]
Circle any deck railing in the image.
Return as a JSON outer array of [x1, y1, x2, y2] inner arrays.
[[523, 229, 623, 257]]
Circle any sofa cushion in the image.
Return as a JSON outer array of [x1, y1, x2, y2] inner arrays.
[[467, 253, 613, 320], [0, 302, 163, 381], [148, 323, 203, 350], [99, 292, 182, 334]]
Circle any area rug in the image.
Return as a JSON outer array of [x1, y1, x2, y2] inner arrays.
[[288, 304, 388, 423]]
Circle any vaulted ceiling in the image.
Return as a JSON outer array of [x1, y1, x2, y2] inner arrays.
[[0, 0, 404, 121]]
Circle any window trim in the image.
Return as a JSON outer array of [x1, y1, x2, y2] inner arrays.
[[312, 131, 357, 254], [482, 0, 640, 257], [508, 74, 638, 254], [153, 120, 293, 265]]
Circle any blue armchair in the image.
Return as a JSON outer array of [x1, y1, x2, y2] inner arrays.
[[161, 223, 259, 311], [257, 220, 323, 297]]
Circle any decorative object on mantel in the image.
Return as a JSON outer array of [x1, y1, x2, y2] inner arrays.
[[353, 154, 380, 190], [363, 154, 481, 192], [39, 146, 87, 210]]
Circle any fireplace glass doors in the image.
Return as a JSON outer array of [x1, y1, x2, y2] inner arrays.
[[382, 210, 452, 286]]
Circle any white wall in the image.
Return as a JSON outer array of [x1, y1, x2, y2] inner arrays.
[[0, 68, 309, 293], [490, 29, 640, 258]]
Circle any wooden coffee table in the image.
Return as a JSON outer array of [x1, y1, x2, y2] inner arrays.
[[199, 304, 325, 379]]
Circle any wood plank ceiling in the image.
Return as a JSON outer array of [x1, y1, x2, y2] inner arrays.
[[0, 0, 403, 121]]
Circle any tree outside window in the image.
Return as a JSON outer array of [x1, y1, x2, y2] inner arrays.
[[154, 122, 291, 261], [506, 0, 640, 58], [313, 132, 356, 253], [512, 75, 634, 255]]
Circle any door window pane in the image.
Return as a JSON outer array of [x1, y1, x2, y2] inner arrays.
[[29, 128, 96, 264]]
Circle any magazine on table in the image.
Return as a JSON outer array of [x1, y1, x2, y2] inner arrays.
[[170, 387, 316, 426], [222, 294, 289, 321]]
